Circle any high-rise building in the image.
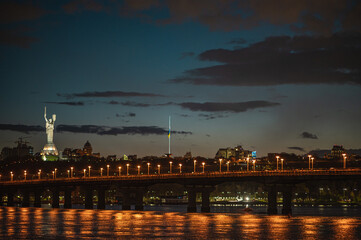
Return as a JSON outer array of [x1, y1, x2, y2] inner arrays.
[[83, 141, 93, 156]]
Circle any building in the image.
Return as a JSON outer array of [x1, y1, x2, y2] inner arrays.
[[328, 145, 346, 159], [83, 141, 93, 156], [1, 138, 33, 161], [215, 145, 252, 160]]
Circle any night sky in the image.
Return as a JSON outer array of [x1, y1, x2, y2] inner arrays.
[[1, 0, 360, 158]]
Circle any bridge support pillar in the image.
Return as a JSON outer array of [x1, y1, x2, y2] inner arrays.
[[34, 190, 41, 207], [85, 188, 93, 209], [0, 192, 4, 206], [121, 190, 131, 210], [281, 186, 293, 216], [97, 188, 106, 210], [187, 188, 197, 212], [22, 190, 30, 207], [7, 191, 14, 206], [267, 185, 278, 215], [52, 189, 60, 208], [64, 188, 72, 209], [201, 187, 214, 213], [135, 188, 145, 211]]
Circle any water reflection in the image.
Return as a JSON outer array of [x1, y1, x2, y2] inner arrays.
[[1, 207, 361, 239]]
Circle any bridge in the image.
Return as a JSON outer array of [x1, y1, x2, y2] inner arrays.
[[1, 169, 361, 215]]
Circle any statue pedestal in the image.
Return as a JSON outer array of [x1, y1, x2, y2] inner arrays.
[[41, 143, 59, 161]]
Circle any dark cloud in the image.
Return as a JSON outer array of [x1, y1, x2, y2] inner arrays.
[[45, 101, 85, 106], [171, 32, 361, 86], [116, 101, 151, 107], [0, 27, 38, 48], [0, 124, 44, 134], [58, 91, 164, 99], [199, 113, 228, 120], [56, 124, 191, 136], [63, 0, 104, 14], [228, 38, 247, 45], [180, 101, 280, 113], [301, 131, 318, 139], [180, 52, 195, 59], [288, 146, 305, 152], [0, 2, 47, 24], [116, 112, 136, 118]]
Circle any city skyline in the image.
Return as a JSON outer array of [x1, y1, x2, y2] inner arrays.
[[1, 1, 361, 158]]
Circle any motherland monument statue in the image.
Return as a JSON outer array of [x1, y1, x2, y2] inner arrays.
[[41, 106, 59, 158]]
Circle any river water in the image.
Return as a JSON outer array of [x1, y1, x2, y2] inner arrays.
[[1, 206, 361, 239]]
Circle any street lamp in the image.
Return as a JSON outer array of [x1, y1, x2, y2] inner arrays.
[[308, 155, 312, 170], [137, 165, 140, 175], [100, 168, 103, 177], [107, 165, 110, 177], [276, 156, 280, 171], [126, 164, 129, 175], [147, 163, 150, 175], [38, 169, 41, 180], [157, 164, 160, 174], [202, 162, 205, 173], [83, 169, 86, 177], [169, 161, 172, 174], [311, 157, 314, 170], [193, 160, 197, 173], [10, 171, 13, 181], [52, 171, 55, 179], [119, 166, 122, 176], [54, 168, 57, 179], [281, 158, 284, 171], [226, 161, 230, 172], [88, 166, 91, 177], [219, 158, 222, 173], [246, 158, 250, 171], [24, 170, 27, 180], [179, 163, 182, 173], [252, 160, 256, 171], [342, 153, 347, 169], [67, 170, 70, 178], [70, 167, 73, 178]]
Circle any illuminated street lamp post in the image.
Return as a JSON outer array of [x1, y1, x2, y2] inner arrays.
[[83, 169, 86, 177], [169, 161, 172, 174], [219, 158, 222, 173], [193, 160, 196, 173], [311, 157, 314, 170], [54, 168, 57, 179], [126, 164, 129, 175], [67, 170, 70, 178], [38, 169, 41, 180], [158, 165, 161, 174], [179, 164, 182, 173], [281, 159, 284, 171], [202, 162, 205, 173], [342, 153, 347, 169], [252, 160, 256, 171], [147, 163, 150, 175], [246, 158, 250, 171], [308, 155, 312, 170], [52, 171, 55, 179], [100, 168, 103, 177], [137, 165, 140, 175], [119, 166, 122, 176], [276, 156, 280, 171], [107, 165, 110, 177], [70, 167, 73, 178], [88, 166, 91, 177], [24, 170, 27, 180], [10, 171, 13, 181], [226, 161, 230, 172]]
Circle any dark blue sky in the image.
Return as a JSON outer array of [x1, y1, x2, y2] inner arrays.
[[1, 0, 360, 157]]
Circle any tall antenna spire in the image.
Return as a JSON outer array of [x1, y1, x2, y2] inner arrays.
[[168, 115, 171, 155]]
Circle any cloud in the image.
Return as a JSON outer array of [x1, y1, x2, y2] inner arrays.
[[179, 101, 280, 113], [301, 131, 318, 139], [180, 52, 195, 59], [0, 2, 47, 24], [170, 32, 361, 86], [58, 91, 164, 99], [56, 124, 191, 136], [288, 146, 305, 152], [0, 27, 39, 48], [45, 101, 85, 106], [116, 112, 136, 118], [199, 113, 228, 120], [0, 124, 44, 134], [228, 38, 247, 45], [62, 0, 104, 14]]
